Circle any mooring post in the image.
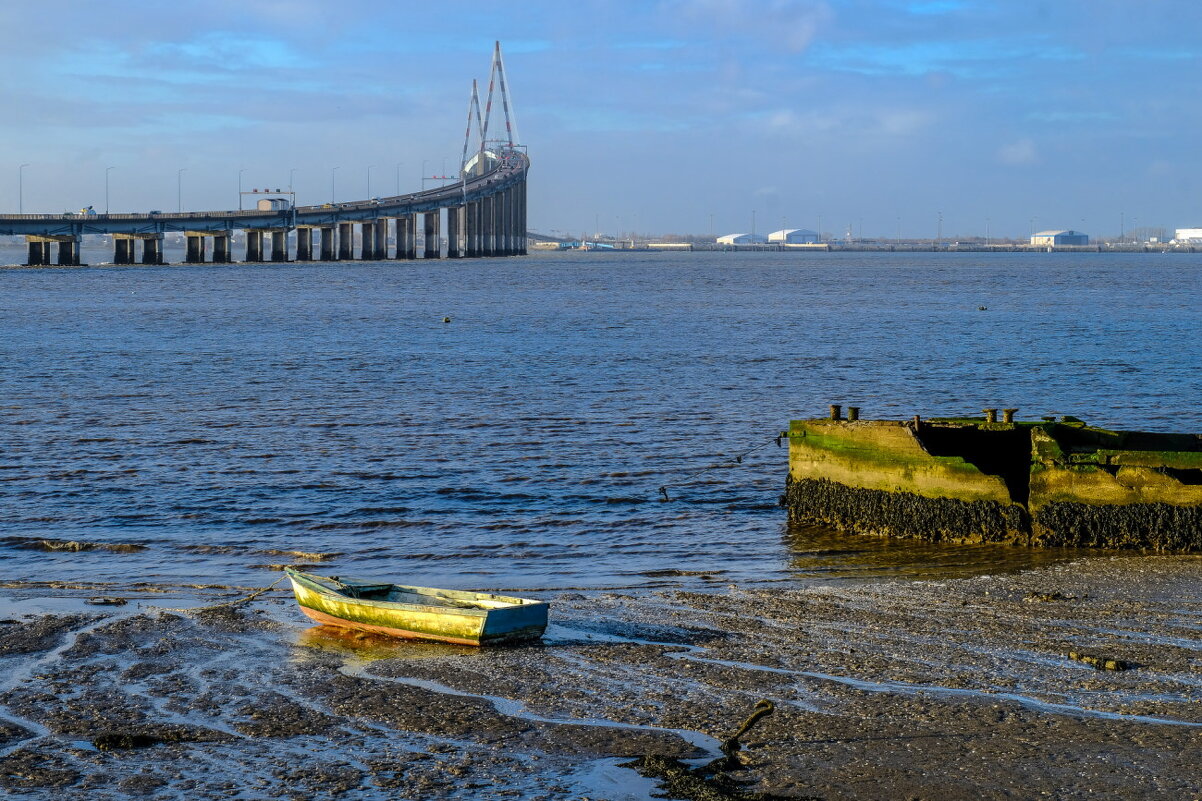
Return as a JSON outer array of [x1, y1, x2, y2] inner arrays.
[[829, 404, 842, 421], [1002, 408, 1018, 423], [983, 408, 998, 423], [847, 406, 860, 421]]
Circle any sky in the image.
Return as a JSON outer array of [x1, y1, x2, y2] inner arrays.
[[2, 0, 1200, 240]]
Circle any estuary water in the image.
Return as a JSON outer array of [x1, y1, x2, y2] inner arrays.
[[2, 249, 1201, 595]]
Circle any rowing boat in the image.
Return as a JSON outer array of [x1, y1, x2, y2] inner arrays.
[[284, 568, 548, 646]]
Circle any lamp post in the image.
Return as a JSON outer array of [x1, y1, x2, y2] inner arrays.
[[420, 159, 427, 189], [238, 168, 246, 211], [395, 162, 403, 196], [366, 164, 373, 199], [105, 166, 115, 214], [18, 163, 29, 214], [289, 167, 297, 193], [331, 166, 340, 203], [177, 168, 187, 213]]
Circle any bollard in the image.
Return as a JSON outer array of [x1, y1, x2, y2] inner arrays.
[[829, 404, 842, 421], [847, 406, 860, 421], [911, 415, 922, 428], [982, 408, 998, 423], [1002, 408, 1018, 423]]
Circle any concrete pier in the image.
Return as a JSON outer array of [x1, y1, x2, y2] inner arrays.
[[245, 231, 264, 263], [320, 227, 337, 261], [271, 230, 288, 262], [296, 228, 313, 261], [113, 233, 163, 265], [482, 195, 495, 256], [25, 235, 80, 266], [465, 201, 479, 257], [374, 218, 388, 260], [185, 234, 207, 264], [26, 240, 49, 266], [447, 206, 463, 258], [361, 222, 375, 260], [213, 233, 232, 264], [141, 236, 164, 265], [423, 211, 440, 259], [338, 223, 354, 260], [114, 238, 135, 265], [397, 215, 416, 259]]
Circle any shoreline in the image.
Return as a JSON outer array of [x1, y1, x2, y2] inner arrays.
[[2, 554, 1199, 799]]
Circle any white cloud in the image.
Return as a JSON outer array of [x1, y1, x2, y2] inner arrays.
[[998, 137, 1038, 164]]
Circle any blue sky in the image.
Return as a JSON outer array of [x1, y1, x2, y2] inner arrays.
[[2, 0, 1200, 238]]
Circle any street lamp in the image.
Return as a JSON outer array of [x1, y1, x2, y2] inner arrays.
[[331, 166, 340, 203], [395, 162, 403, 196], [421, 159, 427, 189], [289, 167, 297, 193], [177, 168, 187, 213], [238, 168, 247, 211], [18, 163, 29, 214], [366, 165, 374, 199], [105, 166, 115, 214]]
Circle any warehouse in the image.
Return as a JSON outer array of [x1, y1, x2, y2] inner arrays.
[[716, 233, 768, 245], [768, 228, 819, 244], [1030, 229, 1089, 246]]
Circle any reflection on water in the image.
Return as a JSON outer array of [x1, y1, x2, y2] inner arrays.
[[784, 522, 1095, 581], [295, 624, 479, 661]]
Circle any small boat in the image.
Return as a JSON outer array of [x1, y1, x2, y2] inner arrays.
[[284, 568, 548, 646]]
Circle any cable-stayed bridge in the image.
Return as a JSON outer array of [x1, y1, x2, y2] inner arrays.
[[0, 43, 528, 267]]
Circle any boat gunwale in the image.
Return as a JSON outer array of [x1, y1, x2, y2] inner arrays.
[[284, 568, 547, 619]]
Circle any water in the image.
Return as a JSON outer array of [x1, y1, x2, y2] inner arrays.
[[2, 249, 1200, 594]]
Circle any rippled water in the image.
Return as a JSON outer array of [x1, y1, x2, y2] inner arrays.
[[2, 249, 1200, 592]]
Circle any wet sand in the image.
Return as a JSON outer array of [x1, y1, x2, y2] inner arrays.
[[1, 555, 1200, 800]]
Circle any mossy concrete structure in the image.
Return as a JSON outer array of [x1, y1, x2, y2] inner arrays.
[[783, 413, 1202, 552]]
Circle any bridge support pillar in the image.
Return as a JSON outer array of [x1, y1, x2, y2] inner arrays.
[[517, 180, 527, 255], [185, 235, 206, 264], [25, 241, 46, 266], [497, 185, 507, 253], [396, 215, 415, 259], [338, 223, 354, 260], [361, 222, 375, 260], [481, 195, 495, 256], [423, 211, 440, 259], [320, 226, 337, 261], [114, 238, 134, 265], [56, 237, 79, 265], [245, 230, 264, 262], [375, 218, 388, 259], [447, 206, 464, 258], [271, 230, 288, 262], [465, 202, 478, 257], [296, 228, 313, 261], [141, 236, 164, 265], [213, 233, 232, 263]]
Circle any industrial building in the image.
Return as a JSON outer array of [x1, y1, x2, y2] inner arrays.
[[716, 233, 768, 245], [1030, 229, 1088, 246], [768, 228, 819, 244], [1174, 228, 1202, 243]]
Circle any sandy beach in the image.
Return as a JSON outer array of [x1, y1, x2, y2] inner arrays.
[[2, 552, 1199, 800]]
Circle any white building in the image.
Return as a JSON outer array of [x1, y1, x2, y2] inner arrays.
[[1174, 228, 1202, 243], [1030, 229, 1088, 246], [716, 233, 768, 245], [768, 228, 819, 244]]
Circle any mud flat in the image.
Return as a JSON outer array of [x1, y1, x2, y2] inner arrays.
[[1, 553, 1200, 799]]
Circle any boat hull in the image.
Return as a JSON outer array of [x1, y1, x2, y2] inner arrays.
[[286, 571, 548, 646]]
